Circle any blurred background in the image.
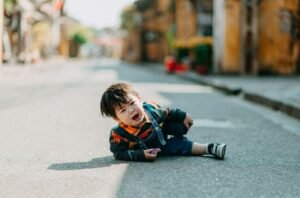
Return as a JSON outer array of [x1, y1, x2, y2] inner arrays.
[[1, 2, 300, 197], [1, 0, 300, 75]]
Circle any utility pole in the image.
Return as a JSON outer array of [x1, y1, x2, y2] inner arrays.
[[0, 0, 3, 68]]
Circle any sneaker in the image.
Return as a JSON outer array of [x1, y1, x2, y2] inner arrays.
[[207, 143, 226, 159]]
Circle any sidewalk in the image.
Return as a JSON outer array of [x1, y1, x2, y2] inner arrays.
[[180, 72, 300, 121], [0, 57, 67, 78], [147, 63, 300, 121]]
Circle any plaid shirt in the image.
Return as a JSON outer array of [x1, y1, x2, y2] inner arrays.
[[109, 101, 186, 161]]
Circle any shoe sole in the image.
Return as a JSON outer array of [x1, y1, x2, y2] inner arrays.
[[218, 144, 226, 159]]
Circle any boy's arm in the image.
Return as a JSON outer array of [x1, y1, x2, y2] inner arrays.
[[163, 107, 187, 122], [110, 131, 148, 161], [147, 101, 187, 122]]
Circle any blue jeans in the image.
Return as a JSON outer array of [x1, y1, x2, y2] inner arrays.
[[160, 136, 193, 156]]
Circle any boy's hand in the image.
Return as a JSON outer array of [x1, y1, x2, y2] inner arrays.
[[183, 114, 193, 129], [144, 148, 160, 160]]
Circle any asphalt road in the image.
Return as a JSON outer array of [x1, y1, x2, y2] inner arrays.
[[0, 59, 299, 198]]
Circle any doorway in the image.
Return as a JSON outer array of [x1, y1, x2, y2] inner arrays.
[[240, 0, 258, 75]]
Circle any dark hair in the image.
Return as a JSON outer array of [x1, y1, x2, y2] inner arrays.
[[100, 83, 139, 117]]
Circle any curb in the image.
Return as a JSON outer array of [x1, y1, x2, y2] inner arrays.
[[243, 92, 300, 121], [179, 72, 242, 95], [179, 71, 300, 122]]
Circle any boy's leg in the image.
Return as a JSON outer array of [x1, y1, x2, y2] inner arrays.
[[160, 137, 226, 159], [191, 143, 207, 155], [192, 142, 227, 159], [160, 136, 193, 156]]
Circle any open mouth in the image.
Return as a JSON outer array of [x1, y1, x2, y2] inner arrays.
[[132, 114, 139, 121]]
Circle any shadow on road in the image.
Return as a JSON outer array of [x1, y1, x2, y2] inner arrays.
[[48, 155, 124, 171]]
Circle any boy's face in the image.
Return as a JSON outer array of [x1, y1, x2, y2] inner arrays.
[[113, 94, 145, 128]]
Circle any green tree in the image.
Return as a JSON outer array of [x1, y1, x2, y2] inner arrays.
[[120, 6, 135, 30], [68, 24, 94, 45], [4, 0, 18, 14]]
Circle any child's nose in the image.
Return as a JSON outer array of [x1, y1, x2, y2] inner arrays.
[[129, 107, 135, 114]]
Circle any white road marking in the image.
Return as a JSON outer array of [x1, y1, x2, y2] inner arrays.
[[192, 119, 234, 128]]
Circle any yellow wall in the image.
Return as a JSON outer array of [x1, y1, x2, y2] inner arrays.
[[176, 0, 196, 41], [258, 0, 299, 74], [0, 0, 3, 67], [222, 0, 241, 73]]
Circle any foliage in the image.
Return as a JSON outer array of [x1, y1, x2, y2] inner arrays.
[[120, 6, 135, 30], [73, 33, 86, 45], [194, 44, 212, 67], [166, 25, 176, 54], [4, 0, 18, 13], [68, 24, 94, 45], [134, 0, 155, 12]]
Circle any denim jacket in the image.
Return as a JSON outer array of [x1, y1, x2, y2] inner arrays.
[[109, 101, 187, 161]]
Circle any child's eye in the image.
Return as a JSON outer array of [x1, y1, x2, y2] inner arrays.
[[130, 101, 135, 105], [120, 109, 126, 113]]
